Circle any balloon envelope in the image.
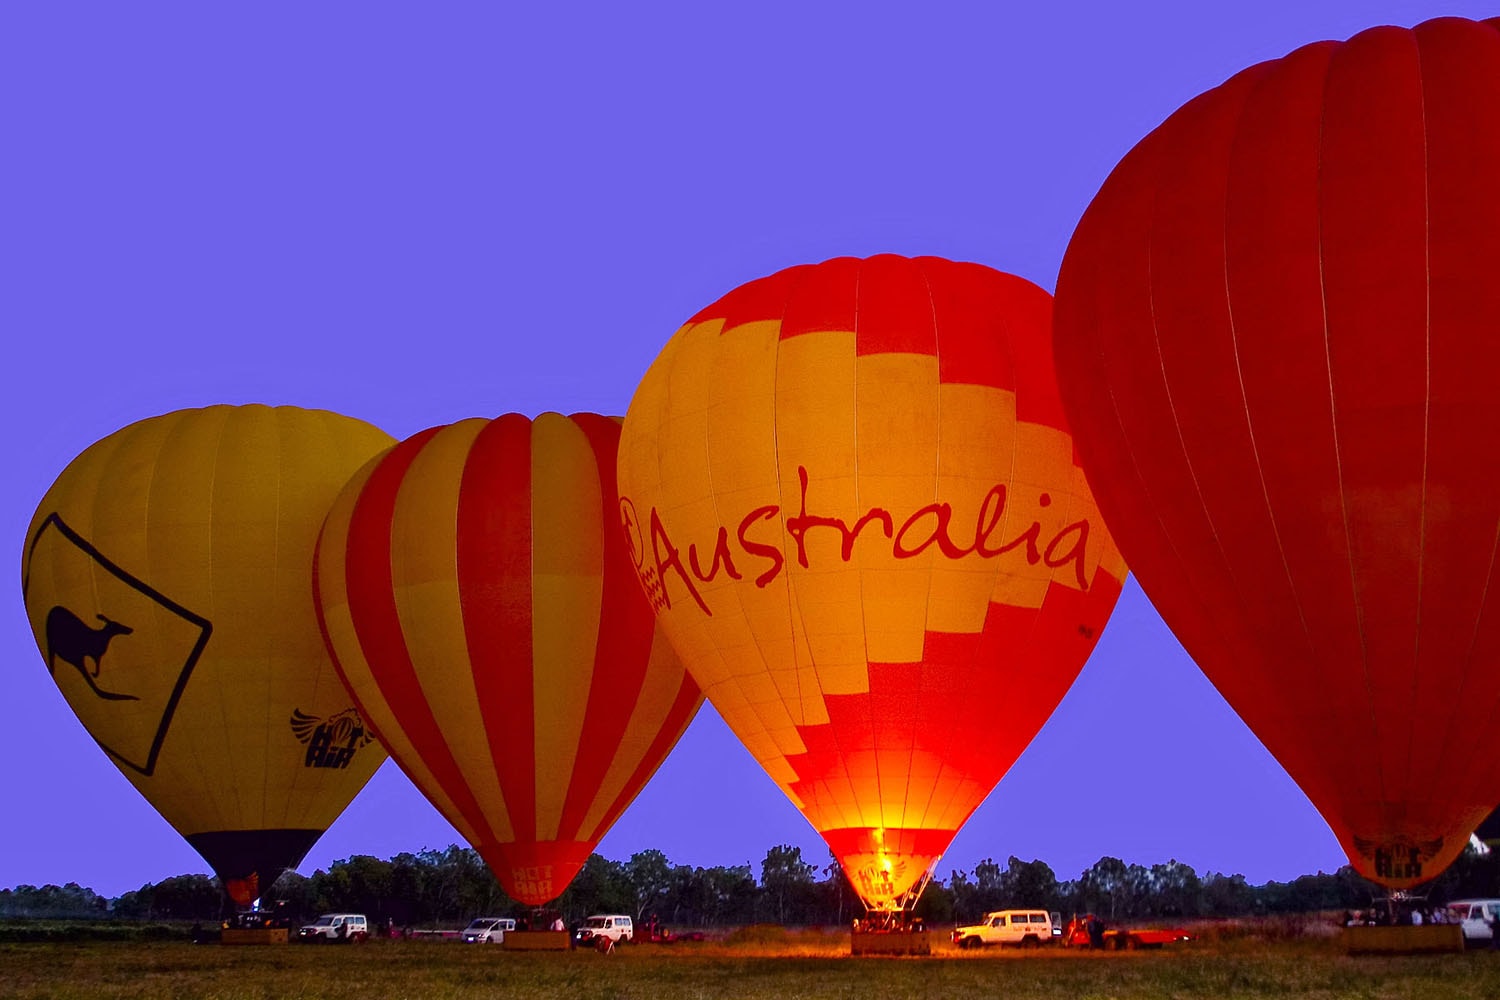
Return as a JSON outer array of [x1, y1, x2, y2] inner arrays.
[[314, 412, 701, 906], [1053, 16, 1500, 888], [618, 255, 1127, 910], [21, 405, 393, 904]]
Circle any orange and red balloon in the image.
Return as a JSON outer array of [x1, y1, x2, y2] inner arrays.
[[619, 255, 1127, 911]]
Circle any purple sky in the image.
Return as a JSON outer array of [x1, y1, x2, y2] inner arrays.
[[5, 1, 1486, 899]]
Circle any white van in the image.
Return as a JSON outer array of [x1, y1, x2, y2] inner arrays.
[[462, 917, 516, 943], [952, 909, 1057, 949], [1445, 899, 1500, 944], [297, 913, 369, 942], [574, 914, 633, 945]]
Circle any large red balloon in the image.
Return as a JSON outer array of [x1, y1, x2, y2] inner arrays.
[[1054, 16, 1500, 888]]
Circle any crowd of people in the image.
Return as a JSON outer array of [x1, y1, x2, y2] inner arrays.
[[1344, 904, 1469, 930]]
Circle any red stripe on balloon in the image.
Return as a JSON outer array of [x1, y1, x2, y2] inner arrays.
[[854, 255, 937, 357], [688, 256, 1073, 432], [457, 415, 538, 843], [928, 260, 1016, 394], [341, 427, 496, 847], [780, 256, 859, 340], [820, 827, 956, 861], [555, 413, 659, 840], [589, 672, 703, 843], [692, 263, 809, 334], [786, 572, 1124, 838]]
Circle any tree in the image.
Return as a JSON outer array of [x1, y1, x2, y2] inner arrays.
[[819, 853, 853, 926], [1201, 872, 1256, 916], [760, 845, 817, 924], [556, 854, 632, 922], [1147, 860, 1201, 917], [949, 868, 980, 922], [915, 876, 954, 925], [1078, 857, 1130, 920], [625, 849, 673, 923], [972, 857, 1008, 913], [111, 875, 221, 920], [0, 882, 112, 919], [999, 857, 1061, 911]]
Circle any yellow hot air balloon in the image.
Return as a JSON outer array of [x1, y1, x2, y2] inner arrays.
[[21, 404, 393, 905], [618, 255, 1127, 917]]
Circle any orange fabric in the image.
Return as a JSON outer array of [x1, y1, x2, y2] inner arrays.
[[619, 255, 1126, 909]]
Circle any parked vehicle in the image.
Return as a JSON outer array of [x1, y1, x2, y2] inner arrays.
[[1445, 899, 1500, 945], [461, 917, 516, 944], [1101, 926, 1195, 950], [573, 914, 633, 946], [297, 913, 369, 942], [641, 916, 705, 943], [951, 909, 1057, 949], [1061, 914, 1193, 950]]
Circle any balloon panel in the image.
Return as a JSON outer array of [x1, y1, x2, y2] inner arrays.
[[21, 405, 393, 889], [1053, 17, 1500, 888], [619, 255, 1126, 907], [315, 413, 701, 906]]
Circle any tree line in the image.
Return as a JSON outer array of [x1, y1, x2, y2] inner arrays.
[[6, 843, 1500, 926]]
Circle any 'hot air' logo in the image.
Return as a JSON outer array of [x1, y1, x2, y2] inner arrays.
[[621, 465, 1093, 618], [21, 514, 213, 777], [290, 708, 375, 769], [1354, 836, 1445, 883]]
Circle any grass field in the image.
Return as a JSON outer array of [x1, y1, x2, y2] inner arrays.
[[5, 932, 1500, 1000]]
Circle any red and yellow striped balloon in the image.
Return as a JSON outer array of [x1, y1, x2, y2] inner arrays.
[[618, 255, 1127, 912], [314, 412, 701, 906]]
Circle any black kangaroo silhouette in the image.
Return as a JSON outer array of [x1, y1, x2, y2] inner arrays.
[[44, 607, 138, 701]]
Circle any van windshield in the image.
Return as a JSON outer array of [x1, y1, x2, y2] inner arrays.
[[313, 917, 334, 926], [586, 918, 609, 928], [465, 920, 495, 931]]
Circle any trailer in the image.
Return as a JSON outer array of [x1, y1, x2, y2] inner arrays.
[[1101, 927, 1195, 950], [1061, 915, 1193, 950]]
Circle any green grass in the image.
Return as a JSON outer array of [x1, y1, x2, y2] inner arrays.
[[4, 935, 1500, 1000]]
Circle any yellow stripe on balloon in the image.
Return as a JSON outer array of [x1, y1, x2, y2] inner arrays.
[[387, 419, 516, 846], [319, 453, 482, 848], [574, 631, 682, 841], [529, 413, 605, 843]]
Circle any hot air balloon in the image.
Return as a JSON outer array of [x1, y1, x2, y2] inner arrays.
[[1052, 16, 1500, 889], [313, 412, 701, 907], [21, 405, 393, 906], [616, 254, 1127, 918]]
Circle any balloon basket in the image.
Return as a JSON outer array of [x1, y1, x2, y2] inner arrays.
[[851, 927, 930, 956], [503, 930, 572, 951], [1343, 925, 1462, 955]]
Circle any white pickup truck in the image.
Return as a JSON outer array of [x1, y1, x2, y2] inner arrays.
[[1445, 899, 1500, 945], [297, 913, 369, 942], [574, 914, 634, 946], [951, 909, 1060, 949]]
